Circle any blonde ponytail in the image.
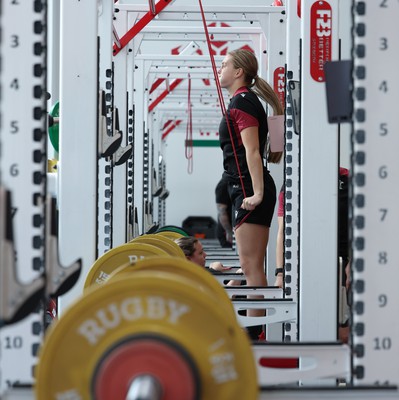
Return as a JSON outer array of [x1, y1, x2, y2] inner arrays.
[[252, 76, 284, 164], [228, 49, 284, 164]]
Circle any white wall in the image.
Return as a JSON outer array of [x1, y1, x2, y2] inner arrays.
[[163, 130, 223, 229]]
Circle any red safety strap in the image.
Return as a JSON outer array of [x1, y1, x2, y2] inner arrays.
[[161, 120, 182, 140], [149, 46, 185, 95], [113, 0, 172, 56], [198, 0, 247, 198], [162, 120, 173, 130], [150, 78, 165, 94], [185, 75, 193, 173], [148, 78, 183, 112]]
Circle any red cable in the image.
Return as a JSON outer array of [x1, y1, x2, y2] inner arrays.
[[198, 0, 247, 198]]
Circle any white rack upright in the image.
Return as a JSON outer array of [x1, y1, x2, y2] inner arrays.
[[0, 0, 47, 393], [299, 0, 339, 343], [352, 0, 399, 387], [57, 0, 99, 310], [283, 0, 301, 343]]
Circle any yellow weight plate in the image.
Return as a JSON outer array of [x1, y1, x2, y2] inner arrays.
[[84, 242, 168, 290], [155, 230, 183, 241], [107, 256, 236, 320], [130, 234, 185, 258], [35, 271, 258, 400]]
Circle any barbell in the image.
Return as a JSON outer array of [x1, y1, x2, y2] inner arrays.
[[35, 258, 258, 399]]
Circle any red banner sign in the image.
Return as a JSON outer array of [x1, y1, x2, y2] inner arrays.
[[273, 67, 286, 109], [310, 1, 332, 82]]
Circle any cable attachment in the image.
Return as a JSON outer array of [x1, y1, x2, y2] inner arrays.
[[98, 90, 122, 158], [45, 195, 82, 298], [0, 187, 45, 326], [112, 107, 133, 166]]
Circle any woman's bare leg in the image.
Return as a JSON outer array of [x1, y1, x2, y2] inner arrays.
[[235, 223, 269, 321]]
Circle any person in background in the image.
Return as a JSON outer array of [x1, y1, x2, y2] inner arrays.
[[215, 176, 233, 248], [274, 168, 351, 343], [175, 236, 243, 284], [274, 185, 284, 287], [175, 236, 231, 272], [217, 49, 284, 340]]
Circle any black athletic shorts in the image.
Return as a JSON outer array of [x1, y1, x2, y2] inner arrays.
[[215, 177, 230, 205], [228, 168, 276, 228]]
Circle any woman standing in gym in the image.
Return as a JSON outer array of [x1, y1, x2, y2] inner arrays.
[[217, 49, 283, 340]]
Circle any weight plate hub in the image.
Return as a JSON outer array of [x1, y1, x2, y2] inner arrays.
[[93, 337, 198, 399], [35, 272, 258, 399], [84, 242, 168, 289]]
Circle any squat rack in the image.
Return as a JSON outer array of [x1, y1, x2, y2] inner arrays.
[[1, 0, 399, 399]]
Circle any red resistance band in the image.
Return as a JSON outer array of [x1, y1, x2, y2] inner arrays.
[[198, 0, 247, 199]]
